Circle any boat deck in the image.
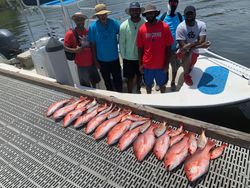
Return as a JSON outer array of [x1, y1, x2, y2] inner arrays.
[[0, 73, 249, 188]]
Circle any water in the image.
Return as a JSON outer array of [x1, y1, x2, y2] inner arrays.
[[0, 0, 249, 133], [1, 0, 250, 67]]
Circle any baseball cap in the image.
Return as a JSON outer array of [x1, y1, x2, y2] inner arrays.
[[184, 6, 196, 15]]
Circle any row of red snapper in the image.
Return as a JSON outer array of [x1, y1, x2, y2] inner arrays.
[[46, 96, 227, 182]]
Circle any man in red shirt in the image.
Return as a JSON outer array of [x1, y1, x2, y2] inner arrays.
[[137, 4, 174, 93], [64, 12, 100, 88]]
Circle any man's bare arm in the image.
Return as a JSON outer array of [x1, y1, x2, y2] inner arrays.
[[138, 47, 144, 73], [64, 44, 82, 53], [178, 35, 210, 52]]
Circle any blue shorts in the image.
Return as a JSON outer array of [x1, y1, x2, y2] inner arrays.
[[143, 69, 168, 87]]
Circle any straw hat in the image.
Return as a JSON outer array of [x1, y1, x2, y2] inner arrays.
[[71, 12, 88, 20], [142, 4, 160, 17], [94, 4, 111, 16], [125, 2, 145, 15]]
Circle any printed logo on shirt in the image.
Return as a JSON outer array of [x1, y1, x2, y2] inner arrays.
[[146, 32, 162, 39], [187, 31, 196, 39]]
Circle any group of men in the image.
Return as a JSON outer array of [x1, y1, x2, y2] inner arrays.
[[64, 0, 211, 94]]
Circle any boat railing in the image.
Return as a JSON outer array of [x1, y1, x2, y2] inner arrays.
[[16, 0, 167, 40], [199, 49, 250, 82], [20, 0, 87, 8], [17, 0, 97, 43]]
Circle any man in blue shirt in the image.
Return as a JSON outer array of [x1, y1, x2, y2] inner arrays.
[[88, 4, 123, 92], [159, 0, 183, 91]]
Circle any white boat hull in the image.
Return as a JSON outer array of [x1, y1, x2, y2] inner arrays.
[[77, 54, 250, 110], [1, 49, 249, 117]]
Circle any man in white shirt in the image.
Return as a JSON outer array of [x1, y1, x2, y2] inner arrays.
[[176, 6, 211, 86]]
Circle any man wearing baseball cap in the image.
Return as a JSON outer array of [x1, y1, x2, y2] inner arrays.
[[176, 6, 211, 86], [64, 12, 100, 88], [158, 0, 184, 91], [88, 4, 123, 92], [137, 4, 174, 94], [119, 2, 145, 93]]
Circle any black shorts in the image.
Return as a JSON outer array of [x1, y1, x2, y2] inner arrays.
[[77, 65, 101, 87], [123, 59, 141, 79], [99, 59, 123, 92]]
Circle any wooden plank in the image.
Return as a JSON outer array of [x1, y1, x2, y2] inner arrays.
[[0, 68, 249, 149]]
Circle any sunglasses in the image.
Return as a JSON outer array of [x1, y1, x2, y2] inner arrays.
[[74, 17, 85, 21]]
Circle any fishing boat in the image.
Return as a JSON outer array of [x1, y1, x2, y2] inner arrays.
[[2, 0, 250, 120], [0, 2, 249, 188], [79, 49, 250, 119]]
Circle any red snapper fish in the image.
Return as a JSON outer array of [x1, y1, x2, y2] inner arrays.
[[153, 129, 171, 160], [94, 103, 108, 113], [133, 124, 157, 162], [129, 120, 148, 130], [97, 104, 113, 116], [46, 97, 74, 117], [62, 106, 86, 127], [107, 120, 132, 145], [121, 114, 149, 122], [73, 106, 100, 129], [197, 130, 207, 149], [118, 120, 151, 152], [210, 143, 228, 160], [94, 111, 128, 140], [75, 99, 91, 110], [53, 96, 85, 120], [168, 123, 184, 137], [153, 122, 167, 137], [164, 134, 190, 171], [139, 120, 152, 133], [85, 98, 97, 109], [85, 105, 114, 134], [184, 139, 215, 182], [107, 107, 121, 119], [188, 132, 198, 155], [169, 132, 186, 147]]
